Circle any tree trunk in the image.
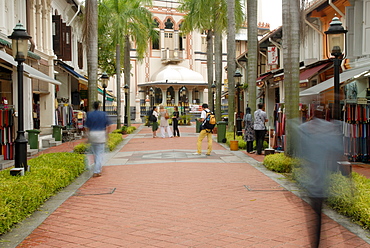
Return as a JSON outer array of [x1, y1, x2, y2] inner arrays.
[[206, 30, 214, 111], [86, 0, 98, 110], [124, 35, 131, 126], [116, 44, 122, 129], [282, 0, 300, 156], [247, 0, 258, 114], [227, 0, 236, 132], [215, 31, 222, 122]]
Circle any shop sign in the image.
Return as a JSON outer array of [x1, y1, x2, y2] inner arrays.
[[357, 98, 367, 104]]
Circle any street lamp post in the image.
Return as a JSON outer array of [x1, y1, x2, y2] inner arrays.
[[211, 82, 216, 113], [100, 72, 109, 112], [180, 86, 186, 115], [124, 84, 129, 126], [234, 69, 243, 136], [325, 17, 347, 120], [149, 87, 154, 109], [8, 22, 31, 172]]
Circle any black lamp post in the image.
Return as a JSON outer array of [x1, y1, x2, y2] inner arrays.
[[149, 87, 154, 109], [211, 81, 216, 113], [100, 72, 109, 112], [234, 69, 243, 136], [325, 17, 347, 120], [124, 84, 129, 126], [8, 22, 31, 172], [180, 86, 186, 115]]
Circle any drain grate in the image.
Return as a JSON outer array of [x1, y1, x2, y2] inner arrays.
[[74, 187, 116, 196], [244, 185, 287, 191]]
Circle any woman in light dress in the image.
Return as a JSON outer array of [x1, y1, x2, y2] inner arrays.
[[159, 105, 173, 138]]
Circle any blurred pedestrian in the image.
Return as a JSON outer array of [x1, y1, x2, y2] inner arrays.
[[243, 107, 254, 153], [159, 105, 173, 138], [172, 106, 180, 137], [85, 101, 111, 177], [254, 103, 268, 155]]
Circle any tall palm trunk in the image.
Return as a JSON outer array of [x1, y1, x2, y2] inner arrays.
[[206, 30, 214, 111], [283, 0, 300, 156], [116, 44, 122, 129], [247, 0, 257, 114], [86, 0, 98, 109], [215, 31, 222, 121], [227, 0, 236, 132], [124, 35, 131, 126]]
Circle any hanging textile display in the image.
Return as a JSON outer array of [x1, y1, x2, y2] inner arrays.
[[0, 108, 15, 160], [343, 103, 370, 162], [273, 103, 286, 151], [55, 104, 74, 127]]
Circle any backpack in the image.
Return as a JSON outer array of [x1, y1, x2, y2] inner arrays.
[[203, 110, 216, 130], [148, 111, 157, 122]]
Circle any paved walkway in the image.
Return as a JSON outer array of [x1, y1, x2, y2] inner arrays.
[[2, 124, 370, 247]]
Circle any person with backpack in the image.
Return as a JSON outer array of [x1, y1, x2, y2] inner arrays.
[[149, 106, 159, 138], [194, 103, 214, 156]]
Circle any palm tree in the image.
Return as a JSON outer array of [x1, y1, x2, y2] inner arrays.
[[247, 0, 258, 115], [282, 0, 301, 156], [84, 0, 99, 109], [98, 0, 157, 128], [179, 0, 243, 123]]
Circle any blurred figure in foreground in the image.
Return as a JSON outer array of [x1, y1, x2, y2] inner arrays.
[[294, 118, 346, 248]]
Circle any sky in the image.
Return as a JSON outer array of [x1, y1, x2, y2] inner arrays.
[[259, 0, 282, 30]]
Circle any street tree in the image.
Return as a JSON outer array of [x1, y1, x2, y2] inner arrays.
[[282, 0, 301, 156], [98, 0, 157, 128], [246, 0, 258, 114], [83, 0, 99, 109]]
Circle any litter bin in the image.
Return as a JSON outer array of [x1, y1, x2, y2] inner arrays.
[[217, 121, 227, 143], [26, 129, 41, 149], [52, 125, 62, 141], [196, 119, 202, 133]]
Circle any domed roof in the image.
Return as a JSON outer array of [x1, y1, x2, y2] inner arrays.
[[149, 65, 206, 85]]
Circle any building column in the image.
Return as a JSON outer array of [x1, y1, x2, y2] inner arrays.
[[160, 29, 165, 49], [0, 0, 6, 32], [35, 1, 42, 50], [173, 86, 180, 105]]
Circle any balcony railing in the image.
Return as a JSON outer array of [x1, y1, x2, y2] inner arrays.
[[161, 49, 184, 63]]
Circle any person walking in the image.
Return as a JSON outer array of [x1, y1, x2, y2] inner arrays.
[[85, 101, 111, 177], [243, 107, 254, 153], [194, 103, 213, 156], [150, 106, 159, 138], [159, 105, 173, 138], [172, 106, 180, 137], [254, 103, 268, 155]]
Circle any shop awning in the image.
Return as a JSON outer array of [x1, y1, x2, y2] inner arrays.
[[299, 66, 370, 97], [56, 60, 88, 84], [0, 50, 61, 85], [299, 62, 331, 83], [98, 85, 116, 102]]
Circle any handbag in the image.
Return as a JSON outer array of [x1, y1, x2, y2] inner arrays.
[[164, 111, 169, 119]]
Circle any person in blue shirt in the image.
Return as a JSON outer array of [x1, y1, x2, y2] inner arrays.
[[85, 101, 111, 177]]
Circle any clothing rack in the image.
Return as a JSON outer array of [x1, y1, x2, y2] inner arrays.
[[55, 104, 74, 127], [343, 103, 370, 162], [0, 107, 15, 160]]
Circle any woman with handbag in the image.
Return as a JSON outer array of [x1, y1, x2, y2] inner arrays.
[[159, 104, 173, 138], [172, 106, 180, 137]]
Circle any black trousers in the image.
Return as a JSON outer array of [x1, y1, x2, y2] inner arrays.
[[254, 129, 266, 155], [246, 141, 253, 152], [172, 119, 180, 136]]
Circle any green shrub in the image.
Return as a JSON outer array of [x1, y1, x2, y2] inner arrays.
[[126, 126, 136, 134], [0, 153, 85, 234], [263, 153, 299, 173], [327, 172, 370, 230], [106, 133, 123, 151], [224, 131, 268, 150], [73, 142, 91, 154]]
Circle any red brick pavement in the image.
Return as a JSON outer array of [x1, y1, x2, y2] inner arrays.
[[15, 124, 370, 247]]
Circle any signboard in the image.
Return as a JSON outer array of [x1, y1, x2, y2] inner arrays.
[[79, 90, 88, 99], [268, 46, 278, 65], [357, 98, 367, 104]]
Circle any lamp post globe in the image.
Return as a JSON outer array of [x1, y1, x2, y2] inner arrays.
[[325, 17, 347, 120], [100, 72, 109, 112], [8, 22, 31, 172], [234, 69, 243, 136], [124, 84, 129, 126]]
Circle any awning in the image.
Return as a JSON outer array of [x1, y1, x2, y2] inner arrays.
[[56, 60, 88, 84], [299, 66, 370, 97], [299, 62, 331, 83], [98, 85, 116, 102], [0, 50, 61, 85]]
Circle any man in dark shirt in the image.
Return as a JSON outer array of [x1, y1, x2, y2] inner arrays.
[[85, 101, 111, 177]]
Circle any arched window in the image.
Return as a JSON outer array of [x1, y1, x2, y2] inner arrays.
[[165, 18, 174, 29]]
